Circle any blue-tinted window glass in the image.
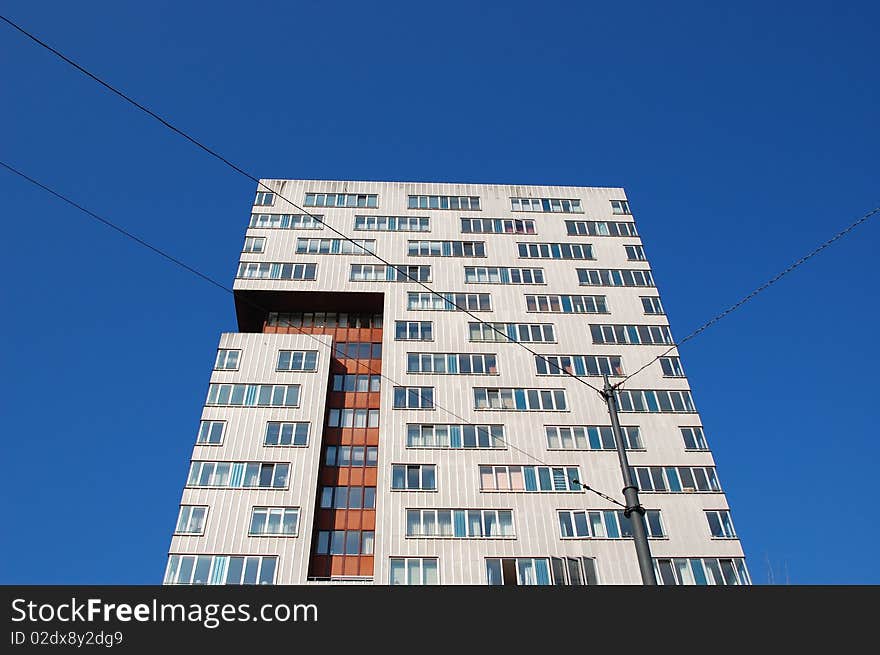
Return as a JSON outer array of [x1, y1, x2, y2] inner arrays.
[[524, 467, 538, 491], [604, 511, 620, 539]]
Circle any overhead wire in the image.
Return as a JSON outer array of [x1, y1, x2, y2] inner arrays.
[[615, 205, 880, 389], [0, 12, 606, 397], [0, 158, 624, 506]]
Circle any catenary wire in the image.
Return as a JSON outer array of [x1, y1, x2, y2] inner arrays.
[[615, 205, 880, 389], [0, 12, 606, 397], [0, 158, 627, 506]]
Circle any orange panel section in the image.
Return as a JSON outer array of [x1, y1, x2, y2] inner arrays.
[[347, 468, 364, 486], [359, 556, 375, 576], [330, 557, 347, 577], [305, 323, 382, 579], [343, 557, 360, 577], [360, 511, 376, 531], [326, 392, 381, 409]]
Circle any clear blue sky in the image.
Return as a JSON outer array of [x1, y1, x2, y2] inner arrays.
[[1, 1, 877, 584]]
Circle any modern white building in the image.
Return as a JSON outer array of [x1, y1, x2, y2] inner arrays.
[[164, 180, 749, 586]]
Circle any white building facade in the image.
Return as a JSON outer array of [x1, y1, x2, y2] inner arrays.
[[165, 180, 749, 586]]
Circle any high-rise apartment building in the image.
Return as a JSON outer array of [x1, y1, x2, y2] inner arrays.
[[164, 180, 749, 586]]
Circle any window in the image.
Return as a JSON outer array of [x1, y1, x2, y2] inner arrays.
[[473, 387, 567, 411], [611, 200, 631, 215], [332, 375, 381, 392], [479, 465, 580, 492], [315, 531, 375, 555], [164, 555, 277, 585], [407, 240, 486, 257], [535, 354, 624, 377], [196, 420, 225, 445], [577, 268, 655, 287], [406, 509, 514, 538], [327, 409, 380, 428], [390, 558, 439, 585], [186, 462, 289, 489], [266, 312, 382, 329], [559, 510, 665, 539], [468, 322, 556, 343], [205, 384, 300, 407], [654, 558, 750, 586], [486, 557, 598, 585], [319, 486, 377, 509], [629, 466, 721, 492], [464, 267, 544, 285], [681, 426, 708, 450], [254, 191, 274, 206], [526, 295, 608, 314], [590, 324, 672, 345], [615, 389, 696, 413], [510, 197, 583, 213], [325, 446, 378, 467], [206, 384, 300, 407], [214, 349, 240, 371], [407, 424, 505, 449], [242, 237, 265, 253], [333, 342, 382, 360], [461, 218, 536, 234], [565, 220, 637, 237], [236, 262, 317, 280], [625, 244, 647, 261], [641, 296, 665, 314], [407, 353, 498, 375], [175, 506, 207, 535], [350, 264, 431, 282], [264, 421, 309, 446], [276, 350, 319, 371], [354, 215, 429, 232], [706, 510, 737, 539], [304, 193, 377, 208], [249, 213, 323, 230], [395, 321, 433, 341], [393, 386, 434, 409], [517, 242, 594, 259], [249, 507, 299, 536], [408, 195, 480, 211], [391, 464, 437, 490], [295, 238, 375, 255], [659, 356, 685, 377], [407, 292, 491, 312], [545, 425, 643, 451]]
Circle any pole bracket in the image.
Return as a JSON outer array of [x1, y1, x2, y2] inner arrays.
[[623, 504, 646, 518]]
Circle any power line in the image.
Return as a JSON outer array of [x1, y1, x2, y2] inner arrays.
[[0, 158, 625, 506], [0, 12, 606, 397], [616, 205, 880, 389]]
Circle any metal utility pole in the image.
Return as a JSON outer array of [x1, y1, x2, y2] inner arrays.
[[602, 374, 658, 585]]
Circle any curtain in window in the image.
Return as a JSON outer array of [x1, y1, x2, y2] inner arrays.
[[518, 559, 536, 585], [406, 511, 420, 536], [467, 511, 482, 537], [535, 559, 551, 585], [551, 468, 567, 490], [486, 560, 502, 585], [524, 467, 537, 491], [453, 510, 466, 537], [209, 557, 227, 585]]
